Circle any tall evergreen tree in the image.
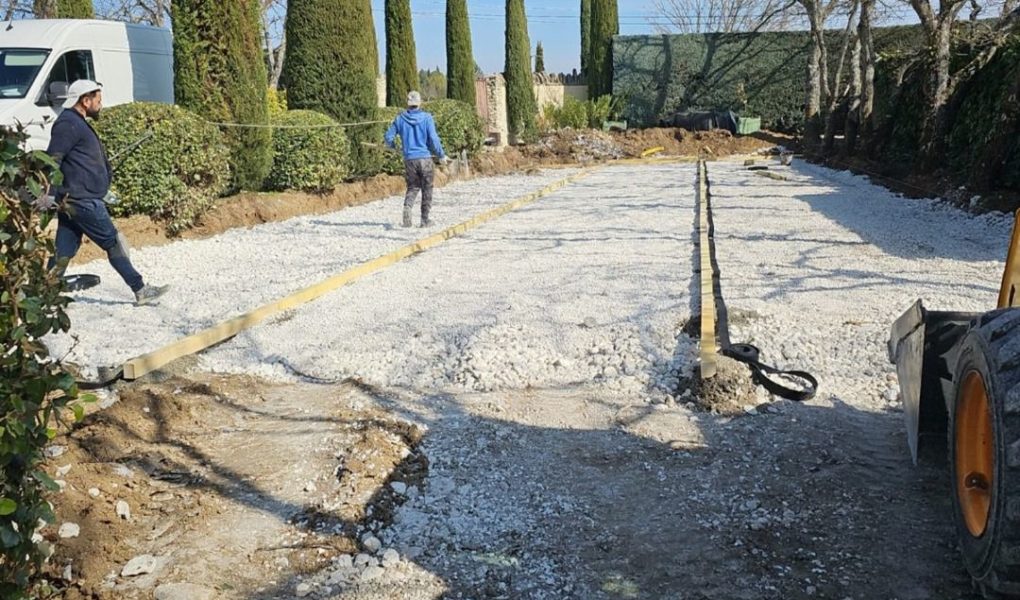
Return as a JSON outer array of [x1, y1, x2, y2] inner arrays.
[[535, 41, 545, 73], [505, 0, 536, 141], [173, 0, 271, 190], [32, 0, 55, 18], [588, 0, 618, 98], [385, 0, 417, 106], [58, 0, 94, 18], [282, 0, 377, 123], [580, 0, 591, 77], [446, 0, 477, 106]]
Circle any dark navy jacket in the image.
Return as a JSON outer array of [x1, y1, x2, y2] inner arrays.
[[46, 108, 111, 200]]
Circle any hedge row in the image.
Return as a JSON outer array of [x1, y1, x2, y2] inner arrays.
[[93, 97, 483, 231]]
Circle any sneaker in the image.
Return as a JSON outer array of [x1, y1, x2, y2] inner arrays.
[[135, 284, 169, 306], [402, 208, 413, 228], [420, 218, 432, 228]]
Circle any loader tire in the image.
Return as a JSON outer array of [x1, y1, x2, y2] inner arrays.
[[950, 308, 1020, 597]]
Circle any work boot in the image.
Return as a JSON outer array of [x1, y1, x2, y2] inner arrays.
[[402, 207, 413, 228], [135, 284, 169, 306], [420, 217, 432, 228]]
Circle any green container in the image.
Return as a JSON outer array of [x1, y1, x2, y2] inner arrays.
[[737, 117, 761, 135]]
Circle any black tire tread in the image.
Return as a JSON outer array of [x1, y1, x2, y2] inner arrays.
[[958, 309, 1020, 597]]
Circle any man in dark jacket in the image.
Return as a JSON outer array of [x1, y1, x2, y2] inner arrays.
[[384, 90, 449, 227], [44, 80, 168, 305]]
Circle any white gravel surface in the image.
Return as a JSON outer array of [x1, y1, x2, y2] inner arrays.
[[48, 169, 582, 378], [201, 162, 698, 397], [709, 161, 1011, 409]]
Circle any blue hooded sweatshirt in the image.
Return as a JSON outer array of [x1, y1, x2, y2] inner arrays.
[[385, 108, 446, 161]]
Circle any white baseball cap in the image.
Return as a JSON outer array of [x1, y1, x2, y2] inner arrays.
[[407, 90, 422, 107], [62, 79, 103, 109]]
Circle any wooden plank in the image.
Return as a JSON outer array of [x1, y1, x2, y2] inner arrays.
[[122, 171, 592, 380], [698, 159, 719, 379]]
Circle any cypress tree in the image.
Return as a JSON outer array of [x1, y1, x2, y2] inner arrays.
[[505, 0, 536, 141], [588, 0, 618, 98], [283, 0, 377, 123], [385, 0, 417, 107], [172, 0, 271, 190], [535, 41, 545, 73], [58, 0, 94, 18], [446, 0, 477, 106], [580, 0, 591, 77]]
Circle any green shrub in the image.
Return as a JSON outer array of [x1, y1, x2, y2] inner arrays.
[[95, 102, 231, 234], [172, 0, 272, 191], [542, 95, 616, 131], [426, 98, 485, 154], [268, 87, 288, 119], [267, 110, 351, 192], [369, 107, 404, 176], [0, 125, 92, 598]]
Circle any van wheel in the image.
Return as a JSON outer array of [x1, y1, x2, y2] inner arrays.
[[950, 309, 1020, 597]]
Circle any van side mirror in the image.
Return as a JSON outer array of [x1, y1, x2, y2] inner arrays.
[[46, 81, 68, 106]]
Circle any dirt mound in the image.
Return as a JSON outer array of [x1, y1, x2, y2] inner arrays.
[[522, 129, 628, 163], [614, 127, 777, 158]]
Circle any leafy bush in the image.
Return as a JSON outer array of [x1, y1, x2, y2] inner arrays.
[[94, 102, 231, 234], [426, 98, 485, 154], [267, 110, 351, 192], [267, 87, 288, 119], [541, 95, 616, 131], [0, 125, 92, 598]]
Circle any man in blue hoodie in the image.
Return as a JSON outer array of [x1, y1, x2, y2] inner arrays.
[[385, 91, 448, 227]]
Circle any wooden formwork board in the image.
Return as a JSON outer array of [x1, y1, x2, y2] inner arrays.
[[122, 170, 592, 380], [698, 160, 719, 379]]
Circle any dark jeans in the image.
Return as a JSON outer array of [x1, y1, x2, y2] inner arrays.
[[49, 198, 144, 292], [404, 158, 435, 219]]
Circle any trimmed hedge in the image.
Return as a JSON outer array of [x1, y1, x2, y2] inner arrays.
[[172, 0, 272, 191], [267, 110, 351, 192], [427, 98, 485, 154], [94, 102, 230, 233]]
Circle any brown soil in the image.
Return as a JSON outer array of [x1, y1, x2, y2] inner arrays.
[[72, 131, 780, 265], [44, 373, 427, 599]]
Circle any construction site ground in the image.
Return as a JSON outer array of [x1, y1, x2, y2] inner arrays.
[[41, 155, 1013, 599]]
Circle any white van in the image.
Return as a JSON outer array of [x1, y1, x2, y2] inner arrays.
[[0, 19, 173, 150]]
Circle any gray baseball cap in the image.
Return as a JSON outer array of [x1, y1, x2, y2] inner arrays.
[[407, 90, 422, 107]]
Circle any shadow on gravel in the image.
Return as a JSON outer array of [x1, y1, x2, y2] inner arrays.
[[710, 163, 1006, 265], [242, 379, 977, 600]]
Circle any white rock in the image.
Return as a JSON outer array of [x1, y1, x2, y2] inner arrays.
[[62, 563, 73, 581], [116, 500, 131, 520], [44, 446, 66, 458], [354, 553, 375, 568], [360, 565, 385, 582], [381, 548, 400, 568], [304, 481, 317, 493], [390, 481, 407, 495], [88, 488, 101, 498], [362, 534, 382, 553], [121, 554, 157, 577], [295, 582, 313, 597], [335, 554, 354, 569], [58, 523, 79, 538], [56, 464, 72, 477], [154, 583, 217, 600]]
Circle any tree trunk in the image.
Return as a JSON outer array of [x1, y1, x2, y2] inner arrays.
[[857, 0, 876, 152], [844, 32, 862, 153], [33, 0, 55, 18], [802, 1, 824, 152], [270, 37, 286, 89], [918, 19, 955, 170]]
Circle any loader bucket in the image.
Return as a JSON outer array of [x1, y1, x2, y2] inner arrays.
[[888, 300, 977, 464]]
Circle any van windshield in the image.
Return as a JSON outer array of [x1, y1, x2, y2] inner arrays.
[[0, 49, 49, 99]]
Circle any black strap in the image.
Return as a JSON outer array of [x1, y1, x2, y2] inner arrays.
[[722, 343, 818, 402], [76, 367, 124, 390]]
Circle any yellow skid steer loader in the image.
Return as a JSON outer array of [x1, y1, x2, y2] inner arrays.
[[890, 212, 1020, 596]]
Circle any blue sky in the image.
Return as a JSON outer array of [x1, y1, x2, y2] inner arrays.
[[370, 0, 666, 75]]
